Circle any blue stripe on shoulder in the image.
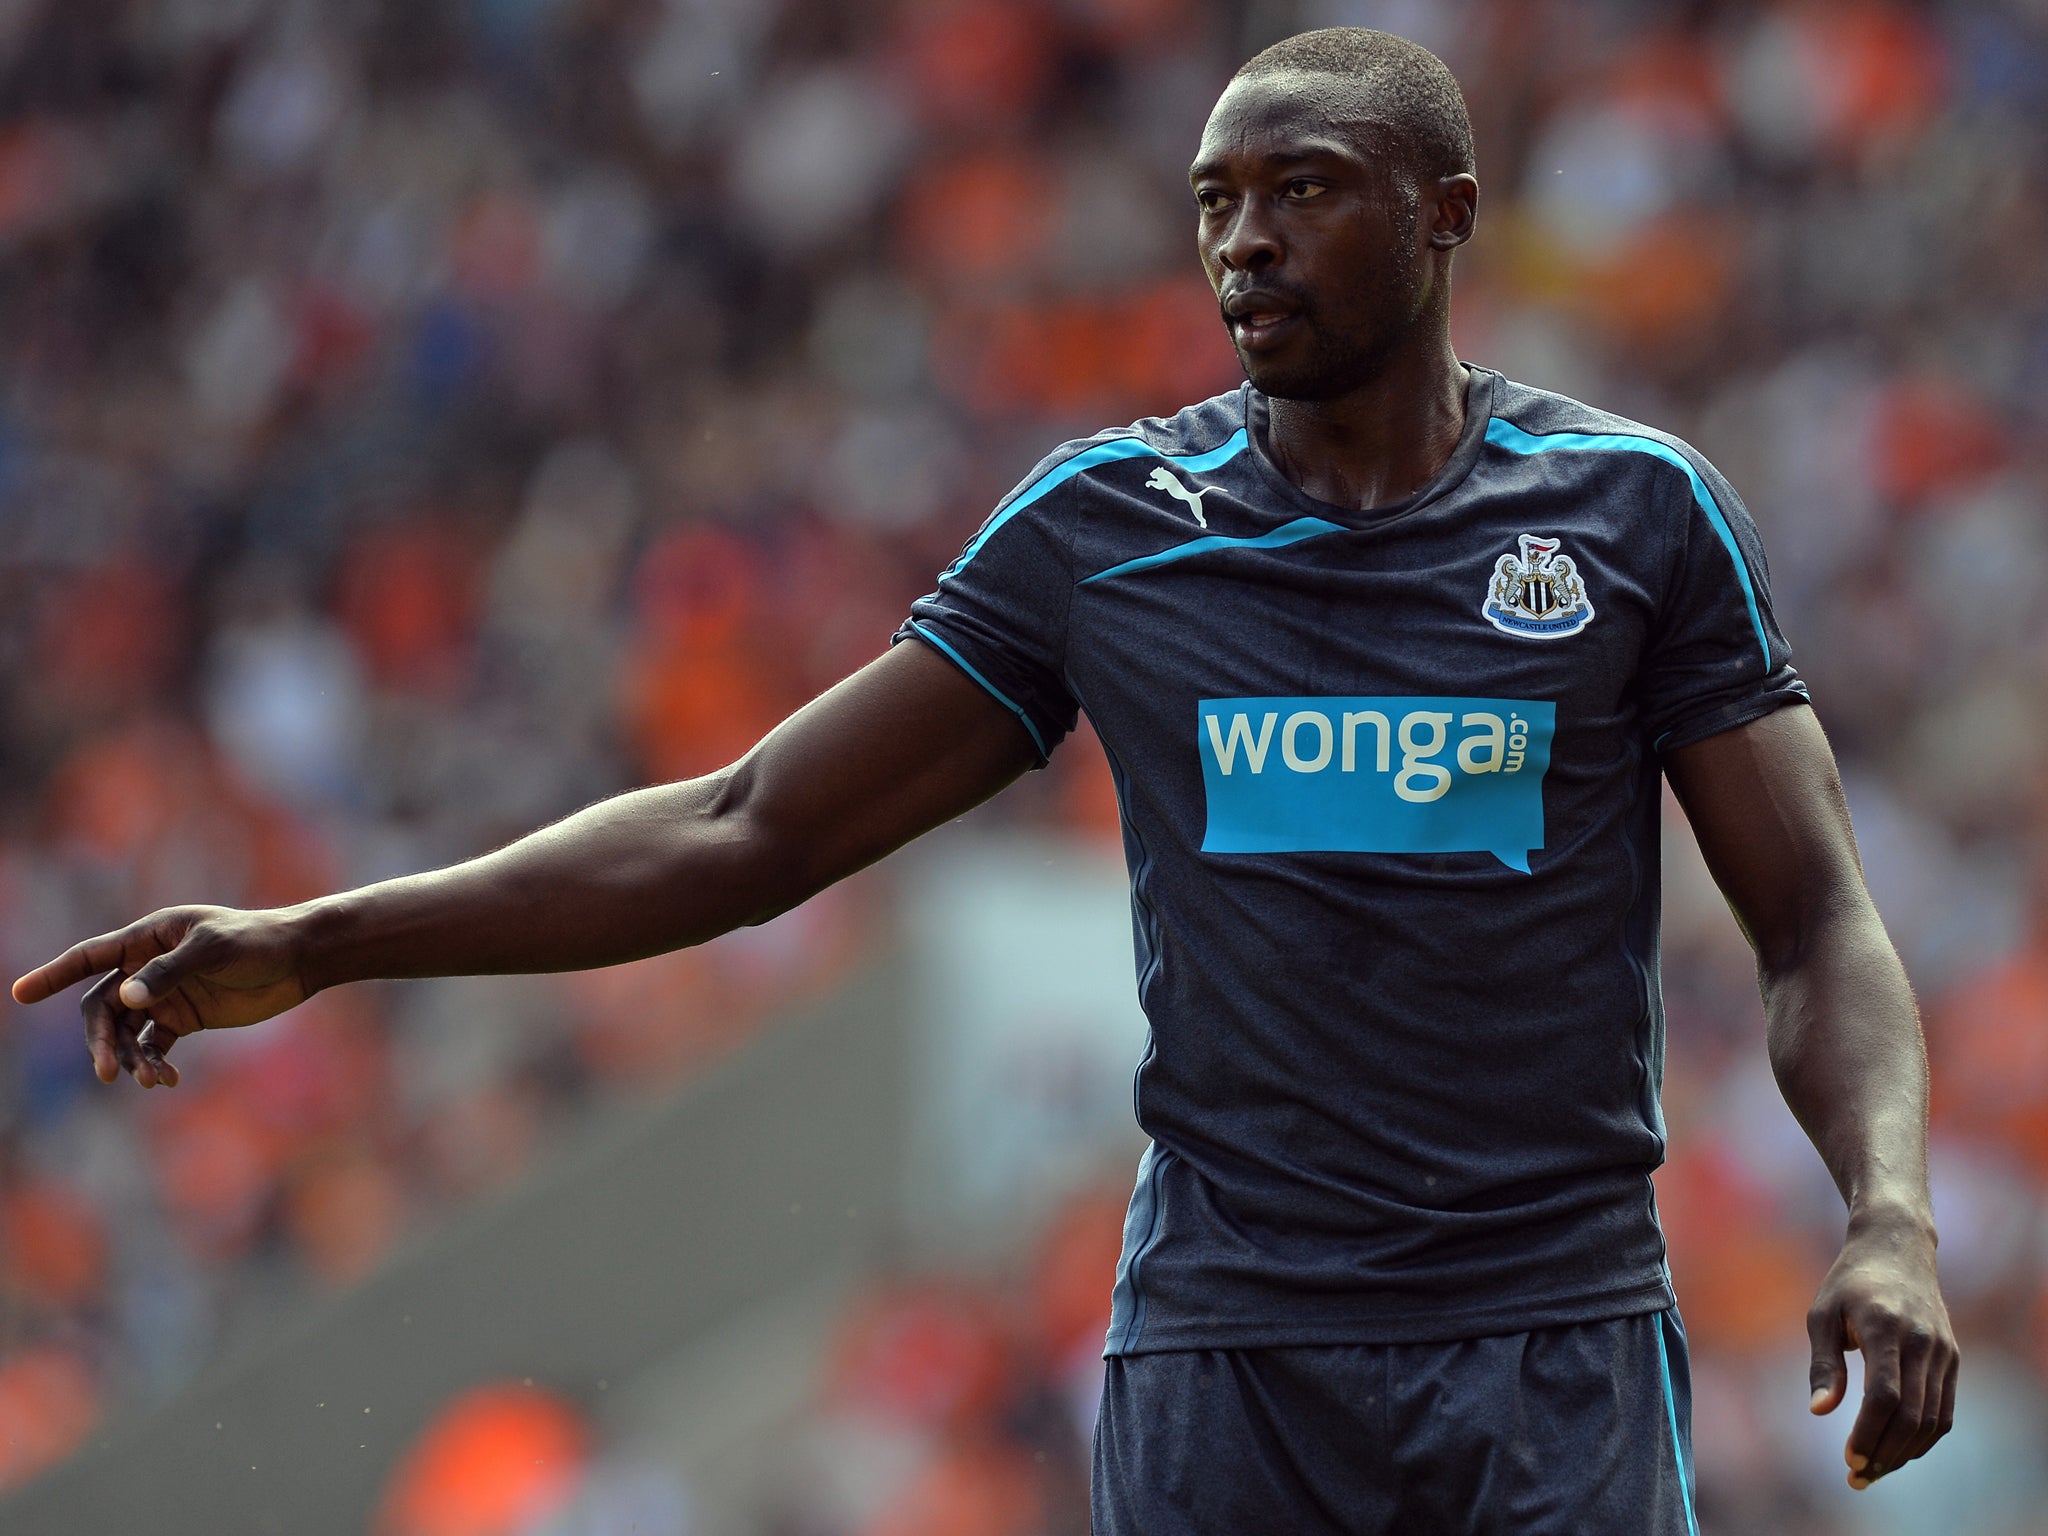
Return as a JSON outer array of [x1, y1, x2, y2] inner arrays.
[[1079, 516, 1347, 585], [903, 620, 1051, 761], [1485, 418, 1771, 677], [945, 428, 1251, 578]]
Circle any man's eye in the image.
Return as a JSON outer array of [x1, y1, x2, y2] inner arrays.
[[1284, 179, 1327, 199], [1195, 190, 1231, 212]]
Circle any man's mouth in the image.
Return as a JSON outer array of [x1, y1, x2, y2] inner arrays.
[[1229, 309, 1301, 349], [1223, 291, 1304, 348]]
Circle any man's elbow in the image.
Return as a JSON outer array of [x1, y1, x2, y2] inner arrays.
[[695, 760, 834, 926], [1749, 877, 1889, 982]]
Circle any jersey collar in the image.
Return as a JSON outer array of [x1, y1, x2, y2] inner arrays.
[[1244, 365, 1497, 531]]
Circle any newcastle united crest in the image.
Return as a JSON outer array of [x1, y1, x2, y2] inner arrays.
[[1483, 534, 1595, 638]]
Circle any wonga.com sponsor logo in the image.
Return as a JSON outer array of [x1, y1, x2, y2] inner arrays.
[[1197, 696, 1556, 871]]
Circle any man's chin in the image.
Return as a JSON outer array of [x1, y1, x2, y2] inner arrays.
[[1239, 356, 1355, 401], [1238, 336, 1406, 401]]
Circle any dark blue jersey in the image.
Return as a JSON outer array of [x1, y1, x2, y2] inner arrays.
[[897, 366, 1808, 1352]]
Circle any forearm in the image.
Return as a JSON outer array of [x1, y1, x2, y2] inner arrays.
[[1762, 898, 1932, 1232], [293, 768, 804, 992], [283, 644, 1037, 993], [1669, 708, 1956, 1475]]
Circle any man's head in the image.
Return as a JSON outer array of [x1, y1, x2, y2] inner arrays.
[[1191, 29, 1478, 400]]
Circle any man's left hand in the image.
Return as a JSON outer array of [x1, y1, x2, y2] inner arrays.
[[1806, 1212, 1958, 1489]]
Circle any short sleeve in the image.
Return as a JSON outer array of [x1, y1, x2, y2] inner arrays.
[[1638, 450, 1810, 753], [893, 448, 1085, 764]]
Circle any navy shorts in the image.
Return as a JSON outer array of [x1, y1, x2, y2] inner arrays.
[[1092, 1309, 1699, 1536]]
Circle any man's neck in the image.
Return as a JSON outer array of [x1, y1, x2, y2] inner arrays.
[[1264, 337, 1469, 512]]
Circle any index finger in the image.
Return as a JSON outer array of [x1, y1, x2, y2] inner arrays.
[[12, 926, 156, 1005], [1846, 1321, 1905, 1486]]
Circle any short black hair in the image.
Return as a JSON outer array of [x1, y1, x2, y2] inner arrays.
[[1234, 28, 1475, 183]]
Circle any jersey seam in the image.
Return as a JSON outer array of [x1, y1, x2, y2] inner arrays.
[[1109, 1140, 1171, 1353], [1058, 461, 1079, 674], [1653, 445, 1681, 625], [901, 620, 1051, 762], [1615, 774, 1662, 1170], [1092, 730, 1166, 1354], [1096, 734, 1163, 1013]]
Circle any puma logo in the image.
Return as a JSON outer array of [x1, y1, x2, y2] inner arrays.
[[1145, 465, 1221, 528]]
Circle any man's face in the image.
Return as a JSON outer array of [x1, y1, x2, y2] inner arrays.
[[1190, 73, 1440, 400]]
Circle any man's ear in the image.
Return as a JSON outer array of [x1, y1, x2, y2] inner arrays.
[[1429, 174, 1478, 250]]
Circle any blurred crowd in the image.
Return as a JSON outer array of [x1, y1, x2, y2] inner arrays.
[[364, 1185, 1133, 1536], [0, 0, 2045, 1529]]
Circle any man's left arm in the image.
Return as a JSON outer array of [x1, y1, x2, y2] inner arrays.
[[1664, 702, 1957, 1490]]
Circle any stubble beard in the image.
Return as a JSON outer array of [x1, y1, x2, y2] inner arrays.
[[1237, 259, 1434, 401]]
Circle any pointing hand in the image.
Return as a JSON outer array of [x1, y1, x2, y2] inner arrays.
[[11, 906, 313, 1088]]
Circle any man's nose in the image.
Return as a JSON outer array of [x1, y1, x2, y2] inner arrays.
[[1214, 198, 1281, 272]]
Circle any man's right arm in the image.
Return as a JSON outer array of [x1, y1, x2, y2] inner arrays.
[[11, 639, 1039, 1087]]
